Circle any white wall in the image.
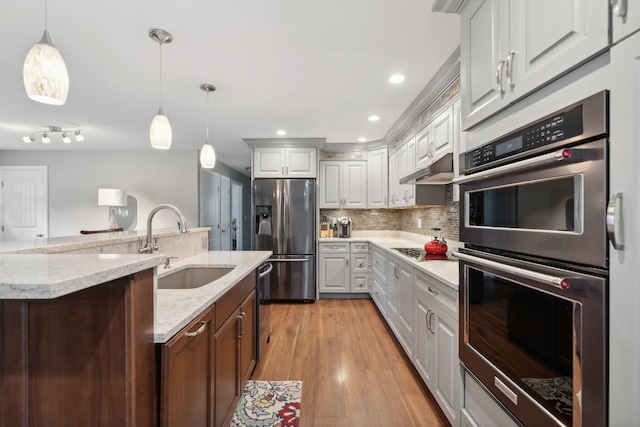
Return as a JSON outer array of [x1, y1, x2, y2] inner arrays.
[[0, 150, 199, 238]]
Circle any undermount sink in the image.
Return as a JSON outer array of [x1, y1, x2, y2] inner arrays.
[[158, 267, 234, 290]]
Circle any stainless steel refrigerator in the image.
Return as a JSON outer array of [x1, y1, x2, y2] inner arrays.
[[253, 179, 316, 302]]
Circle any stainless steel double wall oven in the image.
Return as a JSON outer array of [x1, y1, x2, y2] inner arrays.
[[454, 92, 609, 427]]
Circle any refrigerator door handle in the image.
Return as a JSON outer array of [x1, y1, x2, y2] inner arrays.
[[266, 258, 310, 262]]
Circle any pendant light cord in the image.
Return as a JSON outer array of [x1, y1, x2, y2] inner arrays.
[[206, 91, 210, 143], [44, 0, 48, 30], [159, 43, 163, 109]]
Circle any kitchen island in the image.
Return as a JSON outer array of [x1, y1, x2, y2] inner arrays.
[[0, 228, 272, 427]]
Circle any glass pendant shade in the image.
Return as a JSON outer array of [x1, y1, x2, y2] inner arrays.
[[200, 143, 216, 168], [23, 30, 69, 106], [150, 107, 172, 149]]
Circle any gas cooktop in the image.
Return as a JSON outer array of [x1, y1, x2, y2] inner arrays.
[[391, 247, 454, 261]]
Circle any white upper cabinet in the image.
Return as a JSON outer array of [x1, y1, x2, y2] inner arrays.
[[388, 152, 401, 208], [319, 161, 367, 209], [431, 105, 455, 161], [612, 0, 640, 43], [461, 0, 609, 130], [416, 124, 434, 169], [253, 147, 317, 178], [366, 148, 388, 208]]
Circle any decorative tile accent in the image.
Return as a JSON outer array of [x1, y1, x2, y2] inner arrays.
[[322, 151, 366, 160]]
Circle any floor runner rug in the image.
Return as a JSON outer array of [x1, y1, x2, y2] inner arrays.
[[230, 380, 302, 427]]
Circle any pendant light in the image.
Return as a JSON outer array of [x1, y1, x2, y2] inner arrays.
[[23, 0, 69, 105], [199, 84, 216, 169], [149, 29, 172, 150]]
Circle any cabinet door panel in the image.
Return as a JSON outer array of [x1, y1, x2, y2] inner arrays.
[[432, 106, 454, 160], [366, 148, 388, 208], [254, 148, 285, 178], [511, 0, 609, 100], [343, 161, 367, 208], [461, 0, 509, 129], [215, 309, 241, 427], [319, 162, 342, 208], [161, 308, 214, 427], [434, 310, 459, 425], [286, 148, 316, 177], [414, 295, 434, 387], [416, 125, 433, 169], [240, 290, 257, 385], [612, 0, 640, 43], [319, 254, 350, 293]]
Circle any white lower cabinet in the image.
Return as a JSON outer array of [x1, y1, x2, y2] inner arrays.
[[368, 245, 388, 316], [319, 242, 369, 294], [413, 270, 460, 427], [386, 255, 414, 357]]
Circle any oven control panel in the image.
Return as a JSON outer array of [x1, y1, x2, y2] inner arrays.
[[465, 105, 584, 171]]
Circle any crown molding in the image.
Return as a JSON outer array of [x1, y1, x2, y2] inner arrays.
[[432, 0, 468, 14]]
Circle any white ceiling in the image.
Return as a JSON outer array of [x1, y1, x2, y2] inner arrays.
[[0, 0, 460, 175]]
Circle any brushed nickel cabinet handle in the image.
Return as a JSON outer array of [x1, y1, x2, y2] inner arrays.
[[505, 50, 516, 88]]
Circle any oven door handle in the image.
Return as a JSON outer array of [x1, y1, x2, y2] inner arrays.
[[452, 251, 571, 290], [453, 148, 572, 185]]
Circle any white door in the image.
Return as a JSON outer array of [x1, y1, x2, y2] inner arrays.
[[253, 148, 285, 178], [416, 124, 433, 169], [201, 170, 221, 250], [231, 181, 243, 251], [220, 176, 231, 251], [510, 0, 609, 102], [432, 105, 454, 160], [414, 294, 435, 387], [1, 166, 48, 241], [433, 309, 459, 426], [461, 0, 510, 129], [612, 0, 640, 43], [318, 253, 349, 293], [609, 30, 640, 427], [388, 152, 399, 207], [342, 161, 367, 208], [366, 148, 388, 208], [285, 147, 316, 178], [319, 161, 342, 208]]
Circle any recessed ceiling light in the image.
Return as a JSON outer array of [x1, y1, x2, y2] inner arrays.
[[357, 137, 367, 142], [368, 115, 380, 122], [389, 74, 406, 84], [276, 130, 287, 136]]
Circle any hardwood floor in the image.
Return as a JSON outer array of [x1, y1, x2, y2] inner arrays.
[[251, 299, 448, 427]]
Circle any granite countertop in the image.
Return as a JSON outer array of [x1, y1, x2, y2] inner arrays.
[[154, 250, 272, 343], [320, 232, 460, 289], [0, 227, 210, 254], [0, 253, 166, 299]]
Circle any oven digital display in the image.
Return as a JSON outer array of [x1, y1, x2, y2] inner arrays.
[[495, 136, 523, 157]]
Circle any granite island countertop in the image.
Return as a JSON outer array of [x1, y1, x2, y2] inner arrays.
[[320, 231, 460, 289], [154, 250, 272, 343], [0, 253, 166, 299]]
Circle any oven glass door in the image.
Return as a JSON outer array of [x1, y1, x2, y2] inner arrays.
[[458, 249, 607, 427], [467, 266, 575, 425], [467, 175, 582, 233]]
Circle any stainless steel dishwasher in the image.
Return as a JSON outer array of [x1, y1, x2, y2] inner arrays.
[[256, 262, 272, 361]]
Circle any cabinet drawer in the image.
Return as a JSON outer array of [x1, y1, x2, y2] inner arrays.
[[371, 247, 387, 278], [350, 254, 369, 272], [351, 273, 369, 293], [215, 272, 256, 329], [350, 242, 369, 253], [319, 242, 350, 253], [414, 270, 457, 320]]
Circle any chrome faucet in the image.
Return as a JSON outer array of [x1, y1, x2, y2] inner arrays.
[[139, 204, 189, 253]]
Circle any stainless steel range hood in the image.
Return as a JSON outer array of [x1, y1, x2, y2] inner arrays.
[[399, 153, 454, 185]]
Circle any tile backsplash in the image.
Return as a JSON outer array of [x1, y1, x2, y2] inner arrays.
[[321, 184, 459, 241]]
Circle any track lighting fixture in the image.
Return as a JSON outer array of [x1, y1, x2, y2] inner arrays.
[[22, 126, 84, 144]]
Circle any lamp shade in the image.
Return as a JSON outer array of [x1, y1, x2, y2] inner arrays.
[[23, 31, 69, 106], [150, 107, 172, 149], [200, 143, 216, 168], [98, 189, 127, 207]]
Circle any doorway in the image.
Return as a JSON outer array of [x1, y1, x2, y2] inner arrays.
[[0, 166, 48, 241], [231, 180, 243, 250]]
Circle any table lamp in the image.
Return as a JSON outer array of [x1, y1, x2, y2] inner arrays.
[[98, 189, 127, 230]]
